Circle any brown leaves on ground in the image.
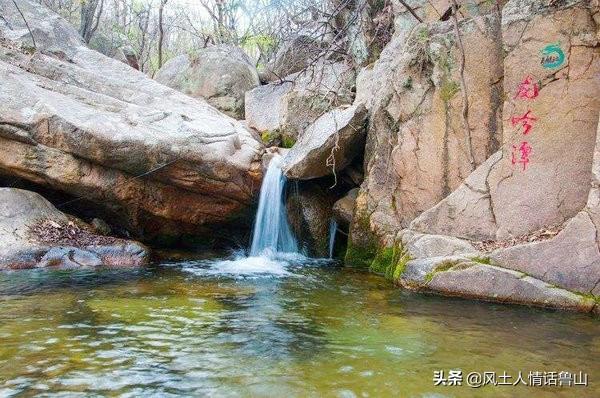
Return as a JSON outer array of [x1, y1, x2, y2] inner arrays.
[[473, 224, 563, 252], [30, 219, 120, 247]]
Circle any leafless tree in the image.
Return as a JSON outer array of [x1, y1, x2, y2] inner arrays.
[[157, 0, 168, 69], [79, 0, 104, 43]]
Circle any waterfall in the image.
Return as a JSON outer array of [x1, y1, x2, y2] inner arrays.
[[249, 155, 298, 256], [328, 219, 337, 259]]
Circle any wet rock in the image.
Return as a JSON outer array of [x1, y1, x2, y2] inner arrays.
[[283, 104, 368, 180], [155, 47, 260, 119], [0, 0, 264, 243], [287, 183, 336, 257], [0, 188, 148, 269], [333, 188, 359, 226], [91, 218, 111, 236]]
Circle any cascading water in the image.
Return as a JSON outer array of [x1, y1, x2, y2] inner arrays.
[[249, 155, 298, 256], [328, 219, 337, 259]]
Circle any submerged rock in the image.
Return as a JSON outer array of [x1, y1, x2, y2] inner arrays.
[[155, 47, 260, 119], [283, 104, 368, 180], [0, 0, 263, 244], [0, 188, 148, 269]]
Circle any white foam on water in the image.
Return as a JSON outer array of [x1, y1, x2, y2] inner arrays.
[[204, 254, 292, 277]]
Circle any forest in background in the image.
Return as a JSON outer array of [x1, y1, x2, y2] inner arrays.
[[38, 0, 387, 76]]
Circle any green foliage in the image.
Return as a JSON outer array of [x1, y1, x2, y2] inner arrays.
[[281, 135, 296, 149], [470, 256, 491, 265], [402, 77, 413, 90], [241, 34, 276, 52], [261, 130, 276, 144]]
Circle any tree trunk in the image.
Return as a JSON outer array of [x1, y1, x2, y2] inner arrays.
[[158, 0, 167, 69], [79, 0, 103, 43]]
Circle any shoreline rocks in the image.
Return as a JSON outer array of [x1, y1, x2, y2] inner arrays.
[[0, 188, 148, 269]]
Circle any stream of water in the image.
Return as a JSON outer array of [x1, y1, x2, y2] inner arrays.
[[249, 155, 298, 257], [0, 261, 598, 397], [0, 155, 598, 397]]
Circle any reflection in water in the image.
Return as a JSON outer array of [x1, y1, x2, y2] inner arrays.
[[0, 257, 599, 397]]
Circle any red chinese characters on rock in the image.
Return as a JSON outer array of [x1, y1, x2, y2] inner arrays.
[[511, 141, 532, 171], [511, 110, 538, 135], [510, 76, 541, 171], [514, 75, 539, 100]]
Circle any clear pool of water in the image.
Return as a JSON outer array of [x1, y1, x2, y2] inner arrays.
[[0, 254, 598, 397]]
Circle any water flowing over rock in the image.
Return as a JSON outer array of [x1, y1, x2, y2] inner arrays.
[[155, 47, 260, 119], [283, 104, 368, 180], [0, 188, 148, 269], [0, 0, 264, 244], [250, 155, 298, 256]]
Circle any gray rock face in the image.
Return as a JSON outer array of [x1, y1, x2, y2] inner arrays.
[[349, 11, 504, 250], [0, 0, 264, 242], [245, 61, 356, 139], [406, 0, 600, 241], [397, 230, 477, 260], [333, 188, 359, 226], [287, 183, 335, 257], [155, 46, 260, 119], [89, 33, 139, 69], [0, 188, 148, 269], [263, 25, 331, 81], [283, 104, 368, 180], [399, 257, 595, 313]]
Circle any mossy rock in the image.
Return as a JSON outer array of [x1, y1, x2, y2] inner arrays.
[[369, 243, 411, 281]]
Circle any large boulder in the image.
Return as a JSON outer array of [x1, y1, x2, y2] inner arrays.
[[0, 188, 148, 269], [0, 0, 264, 244], [89, 32, 139, 70], [263, 22, 333, 81], [283, 104, 368, 179], [155, 46, 260, 119], [398, 257, 595, 313], [245, 60, 356, 140]]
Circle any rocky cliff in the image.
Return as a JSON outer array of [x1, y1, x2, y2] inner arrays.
[[339, 0, 600, 312]]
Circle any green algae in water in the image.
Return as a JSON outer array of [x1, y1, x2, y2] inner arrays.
[[0, 262, 599, 397]]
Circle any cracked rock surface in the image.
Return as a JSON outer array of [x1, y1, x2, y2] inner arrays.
[[0, 0, 264, 242]]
